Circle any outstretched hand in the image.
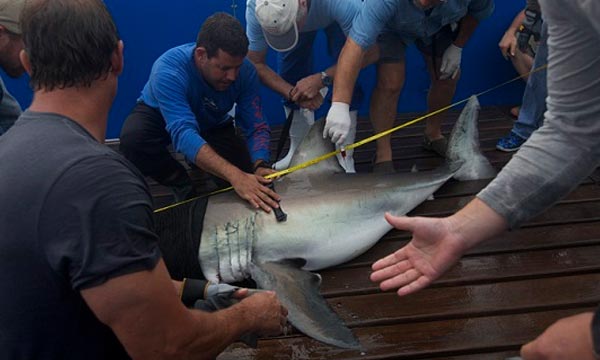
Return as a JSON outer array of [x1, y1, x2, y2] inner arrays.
[[370, 213, 467, 296]]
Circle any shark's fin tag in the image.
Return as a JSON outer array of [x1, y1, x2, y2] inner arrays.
[[267, 182, 287, 222]]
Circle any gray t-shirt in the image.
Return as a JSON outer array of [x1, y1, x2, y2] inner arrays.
[[477, 0, 600, 227], [0, 111, 161, 358]]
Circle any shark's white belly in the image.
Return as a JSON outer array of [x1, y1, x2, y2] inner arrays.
[[198, 183, 438, 283]]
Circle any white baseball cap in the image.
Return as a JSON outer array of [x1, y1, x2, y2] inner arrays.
[[255, 0, 299, 52], [0, 0, 26, 35]]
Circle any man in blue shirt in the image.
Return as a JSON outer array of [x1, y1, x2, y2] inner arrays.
[[120, 13, 280, 212], [246, 0, 371, 172], [0, 0, 26, 136], [324, 0, 494, 172]]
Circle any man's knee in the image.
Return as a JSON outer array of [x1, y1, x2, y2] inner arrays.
[[375, 72, 404, 96]]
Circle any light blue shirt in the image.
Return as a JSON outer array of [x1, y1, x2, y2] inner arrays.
[[350, 0, 494, 49], [139, 43, 270, 164], [246, 0, 364, 52]]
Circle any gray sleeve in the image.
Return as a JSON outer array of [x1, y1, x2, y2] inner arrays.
[[41, 156, 161, 290], [477, 0, 600, 228]]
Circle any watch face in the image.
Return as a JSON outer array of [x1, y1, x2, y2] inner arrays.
[[321, 73, 332, 86]]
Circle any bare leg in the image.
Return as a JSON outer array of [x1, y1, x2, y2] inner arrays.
[[422, 55, 460, 141], [369, 61, 405, 164]]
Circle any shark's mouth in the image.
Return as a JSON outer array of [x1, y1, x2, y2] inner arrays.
[[200, 212, 257, 283]]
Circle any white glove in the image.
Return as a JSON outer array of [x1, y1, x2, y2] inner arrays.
[[439, 44, 462, 80], [324, 102, 351, 146]]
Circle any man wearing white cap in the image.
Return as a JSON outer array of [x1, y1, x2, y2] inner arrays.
[[0, 0, 26, 136], [246, 0, 369, 173]]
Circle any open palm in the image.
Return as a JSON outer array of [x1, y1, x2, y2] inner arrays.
[[370, 213, 467, 297]]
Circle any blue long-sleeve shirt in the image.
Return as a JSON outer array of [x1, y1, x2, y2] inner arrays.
[[349, 0, 494, 49], [139, 43, 271, 164]]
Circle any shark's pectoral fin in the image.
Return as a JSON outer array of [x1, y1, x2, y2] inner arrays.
[[249, 259, 360, 349]]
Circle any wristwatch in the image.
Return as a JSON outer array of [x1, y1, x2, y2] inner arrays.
[[320, 71, 332, 87]]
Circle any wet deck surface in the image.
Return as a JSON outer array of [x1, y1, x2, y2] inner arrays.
[[132, 106, 600, 359]]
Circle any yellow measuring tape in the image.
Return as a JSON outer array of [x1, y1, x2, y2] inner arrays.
[[155, 64, 548, 213]]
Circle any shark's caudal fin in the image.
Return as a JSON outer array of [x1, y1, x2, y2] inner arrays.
[[249, 260, 361, 350], [446, 96, 497, 180], [286, 119, 344, 177]]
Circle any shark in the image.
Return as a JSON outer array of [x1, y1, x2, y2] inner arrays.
[[155, 96, 496, 350]]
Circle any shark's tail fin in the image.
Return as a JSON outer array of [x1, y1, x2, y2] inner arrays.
[[446, 96, 497, 180]]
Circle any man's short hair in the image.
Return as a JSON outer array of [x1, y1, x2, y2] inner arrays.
[[196, 12, 248, 58], [20, 0, 120, 91]]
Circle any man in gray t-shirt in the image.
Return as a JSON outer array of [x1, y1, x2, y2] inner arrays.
[[0, 0, 26, 136]]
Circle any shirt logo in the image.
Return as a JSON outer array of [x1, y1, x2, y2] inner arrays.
[[202, 97, 219, 112]]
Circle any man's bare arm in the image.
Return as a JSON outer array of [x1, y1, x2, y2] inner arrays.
[[194, 145, 280, 212], [331, 37, 366, 104], [247, 49, 294, 101], [82, 259, 284, 360]]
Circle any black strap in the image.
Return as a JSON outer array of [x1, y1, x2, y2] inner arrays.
[[181, 278, 210, 307], [274, 109, 295, 163], [267, 182, 287, 222]]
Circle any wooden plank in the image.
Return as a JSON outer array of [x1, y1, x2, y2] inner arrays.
[[319, 245, 600, 296], [345, 221, 600, 268], [333, 273, 600, 326], [218, 308, 592, 360]]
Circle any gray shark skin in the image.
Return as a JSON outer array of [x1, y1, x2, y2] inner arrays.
[[160, 96, 495, 350]]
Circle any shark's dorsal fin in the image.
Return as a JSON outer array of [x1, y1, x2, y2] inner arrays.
[[249, 260, 361, 349], [446, 96, 497, 180], [286, 119, 344, 178]]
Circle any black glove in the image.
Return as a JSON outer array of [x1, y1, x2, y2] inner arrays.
[[516, 8, 542, 55]]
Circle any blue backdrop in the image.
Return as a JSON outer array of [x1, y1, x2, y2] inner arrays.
[[2, 0, 524, 139]]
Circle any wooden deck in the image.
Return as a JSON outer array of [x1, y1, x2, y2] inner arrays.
[[139, 106, 600, 359]]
